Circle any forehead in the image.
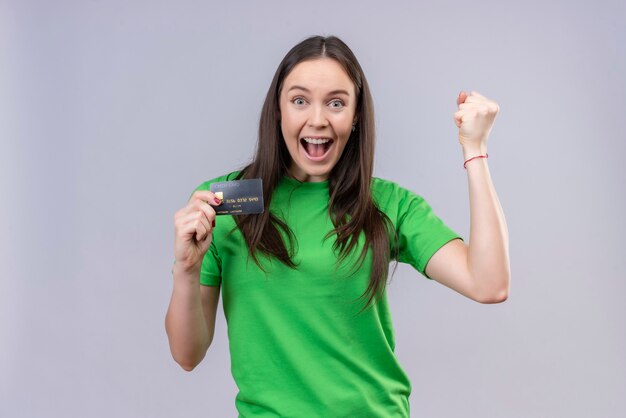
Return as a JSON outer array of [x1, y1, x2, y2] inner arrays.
[[282, 58, 355, 95]]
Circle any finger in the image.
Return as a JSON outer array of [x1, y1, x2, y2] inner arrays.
[[457, 91, 468, 106], [176, 199, 207, 221], [465, 92, 500, 108], [175, 210, 200, 231], [187, 211, 212, 242], [462, 109, 481, 122], [463, 95, 490, 105], [458, 102, 483, 111], [190, 199, 217, 225], [453, 110, 464, 127], [189, 190, 223, 206], [455, 108, 480, 123], [464, 95, 498, 112], [460, 102, 498, 117], [183, 200, 216, 226], [471, 92, 499, 112], [194, 218, 209, 242], [176, 211, 211, 240], [191, 207, 213, 241], [195, 199, 217, 234], [459, 102, 491, 114]]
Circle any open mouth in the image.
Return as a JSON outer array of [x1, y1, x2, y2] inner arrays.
[[300, 137, 334, 160]]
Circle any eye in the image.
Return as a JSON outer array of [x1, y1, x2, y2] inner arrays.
[[329, 100, 344, 109], [292, 97, 306, 106]]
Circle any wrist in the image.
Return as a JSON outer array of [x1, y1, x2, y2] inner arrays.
[[463, 154, 489, 170], [172, 262, 201, 280], [462, 144, 489, 169], [461, 145, 488, 160]]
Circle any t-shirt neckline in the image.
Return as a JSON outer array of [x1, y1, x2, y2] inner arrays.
[[280, 175, 329, 190]]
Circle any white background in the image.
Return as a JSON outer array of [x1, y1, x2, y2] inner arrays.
[[1, 0, 625, 416]]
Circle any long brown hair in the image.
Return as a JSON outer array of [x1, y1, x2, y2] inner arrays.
[[234, 35, 398, 314]]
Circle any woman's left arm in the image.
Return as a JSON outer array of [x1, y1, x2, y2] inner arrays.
[[425, 90, 510, 304]]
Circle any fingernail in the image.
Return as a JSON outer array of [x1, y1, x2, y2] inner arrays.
[[212, 220, 216, 228], [214, 197, 222, 205]]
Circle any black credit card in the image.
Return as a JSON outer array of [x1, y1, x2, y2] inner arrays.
[[210, 178, 264, 215]]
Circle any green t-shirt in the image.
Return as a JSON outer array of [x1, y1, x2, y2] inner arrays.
[[192, 171, 462, 418]]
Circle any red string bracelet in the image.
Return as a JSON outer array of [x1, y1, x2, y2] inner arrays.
[[464, 153, 488, 169]]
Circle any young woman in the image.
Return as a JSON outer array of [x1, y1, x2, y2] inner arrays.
[[165, 35, 510, 417]]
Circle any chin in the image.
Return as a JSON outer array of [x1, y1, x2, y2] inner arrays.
[[292, 161, 336, 181]]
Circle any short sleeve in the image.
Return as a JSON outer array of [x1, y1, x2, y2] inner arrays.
[[391, 185, 463, 279]]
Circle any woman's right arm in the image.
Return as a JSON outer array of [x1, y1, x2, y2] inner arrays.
[[165, 190, 222, 371]]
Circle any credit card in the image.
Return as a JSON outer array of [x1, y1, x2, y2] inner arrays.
[[210, 178, 264, 215]]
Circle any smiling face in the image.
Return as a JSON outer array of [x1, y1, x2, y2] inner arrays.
[[279, 58, 357, 182]]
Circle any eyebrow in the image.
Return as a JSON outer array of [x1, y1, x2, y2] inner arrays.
[[286, 85, 351, 96]]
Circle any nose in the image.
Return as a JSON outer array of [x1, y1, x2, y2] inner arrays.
[[307, 104, 328, 128]]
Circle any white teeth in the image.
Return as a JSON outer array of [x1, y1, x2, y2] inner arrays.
[[302, 137, 332, 145]]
